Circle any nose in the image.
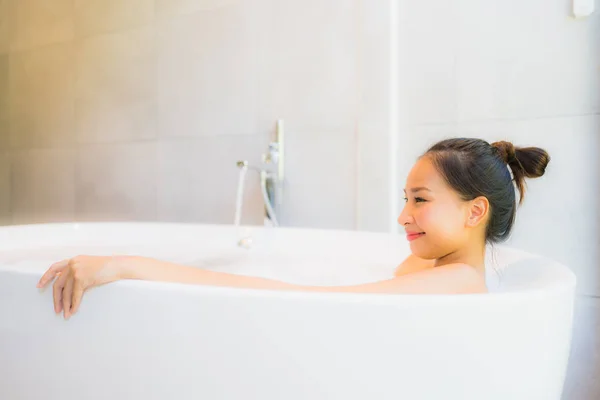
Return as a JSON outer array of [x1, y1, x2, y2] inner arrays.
[[397, 202, 413, 226]]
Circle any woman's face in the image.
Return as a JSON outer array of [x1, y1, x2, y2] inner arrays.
[[398, 156, 471, 260]]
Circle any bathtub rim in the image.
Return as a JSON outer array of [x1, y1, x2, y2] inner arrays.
[[0, 221, 577, 304]]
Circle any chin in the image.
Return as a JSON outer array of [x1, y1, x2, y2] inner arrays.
[[409, 238, 448, 260], [409, 243, 437, 260]]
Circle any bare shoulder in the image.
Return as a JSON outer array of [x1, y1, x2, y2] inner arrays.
[[324, 262, 486, 295], [389, 262, 488, 294], [394, 254, 435, 277], [421, 263, 487, 293]]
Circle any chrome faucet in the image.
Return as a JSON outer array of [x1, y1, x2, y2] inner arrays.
[[234, 120, 285, 244]]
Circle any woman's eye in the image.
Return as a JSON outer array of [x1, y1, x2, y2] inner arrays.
[[403, 196, 426, 203]]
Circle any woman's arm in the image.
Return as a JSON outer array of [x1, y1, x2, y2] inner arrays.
[[37, 255, 486, 319], [120, 255, 480, 294]]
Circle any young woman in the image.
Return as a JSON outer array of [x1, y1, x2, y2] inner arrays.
[[37, 138, 550, 319]]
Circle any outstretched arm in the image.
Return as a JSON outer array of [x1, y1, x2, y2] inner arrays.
[[119, 255, 480, 294], [37, 255, 486, 319]]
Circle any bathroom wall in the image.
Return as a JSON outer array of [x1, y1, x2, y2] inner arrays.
[[396, 0, 600, 298], [393, 1, 599, 399], [0, 0, 393, 231]]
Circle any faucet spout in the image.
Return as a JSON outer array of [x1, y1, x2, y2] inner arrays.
[[234, 159, 280, 228], [233, 119, 285, 243]]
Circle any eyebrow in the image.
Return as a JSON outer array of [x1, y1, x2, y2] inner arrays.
[[403, 187, 432, 193]]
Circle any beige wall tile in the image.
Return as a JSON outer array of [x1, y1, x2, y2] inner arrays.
[[74, 0, 154, 37], [0, 54, 8, 150], [281, 132, 356, 230], [0, 53, 7, 107], [0, 152, 9, 225], [258, 0, 359, 133], [456, 0, 600, 121], [403, 0, 457, 125], [75, 28, 156, 143], [10, 0, 74, 52], [400, 0, 600, 125], [356, 0, 394, 232], [11, 148, 75, 224], [155, 0, 236, 19], [76, 142, 157, 222], [9, 43, 75, 149], [0, 0, 10, 54], [156, 5, 258, 137], [157, 135, 268, 225], [0, 119, 7, 152], [359, 0, 390, 131]]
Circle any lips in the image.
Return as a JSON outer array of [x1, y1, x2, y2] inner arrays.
[[406, 232, 425, 242]]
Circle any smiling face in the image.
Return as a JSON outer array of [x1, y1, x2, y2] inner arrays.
[[398, 156, 475, 260]]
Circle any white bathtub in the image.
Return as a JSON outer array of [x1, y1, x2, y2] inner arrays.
[[0, 222, 576, 400]]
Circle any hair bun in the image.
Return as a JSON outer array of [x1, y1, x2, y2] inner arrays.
[[491, 140, 550, 205], [492, 141, 516, 164]]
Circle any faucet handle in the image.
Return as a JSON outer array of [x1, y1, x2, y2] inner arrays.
[[263, 142, 279, 164]]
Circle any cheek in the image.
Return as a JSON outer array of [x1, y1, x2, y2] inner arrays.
[[413, 207, 434, 230], [418, 204, 465, 239], [409, 203, 467, 259], [408, 208, 440, 258]]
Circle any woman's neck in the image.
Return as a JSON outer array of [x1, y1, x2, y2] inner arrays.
[[434, 243, 486, 270]]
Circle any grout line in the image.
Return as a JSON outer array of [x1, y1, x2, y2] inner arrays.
[[6, 134, 270, 152], [389, 0, 399, 234], [413, 112, 600, 127], [354, 0, 363, 231]]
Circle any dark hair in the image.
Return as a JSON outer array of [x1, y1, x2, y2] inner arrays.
[[423, 138, 550, 243]]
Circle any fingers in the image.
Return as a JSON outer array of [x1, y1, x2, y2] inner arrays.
[[37, 259, 70, 288], [62, 275, 74, 319], [71, 278, 85, 316], [52, 269, 69, 314], [42, 256, 94, 320]]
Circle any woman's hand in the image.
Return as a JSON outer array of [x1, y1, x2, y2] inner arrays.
[[36, 255, 124, 319]]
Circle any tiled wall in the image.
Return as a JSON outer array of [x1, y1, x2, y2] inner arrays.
[[395, 1, 600, 398], [0, 0, 392, 230], [397, 0, 600, 292]]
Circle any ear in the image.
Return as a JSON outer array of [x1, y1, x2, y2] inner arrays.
[[466, 196, 489, 228]]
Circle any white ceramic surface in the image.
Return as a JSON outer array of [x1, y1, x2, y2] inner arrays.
[[0, 222, 576, 400]]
